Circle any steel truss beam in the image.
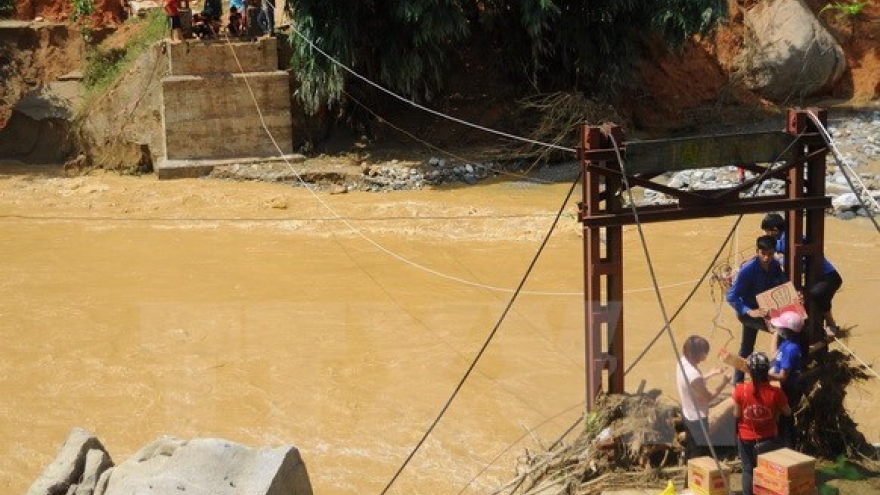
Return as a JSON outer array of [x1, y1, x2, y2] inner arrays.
[[577, 108, 830, 411]]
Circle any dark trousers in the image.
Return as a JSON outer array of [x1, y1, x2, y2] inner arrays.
[[809, 270, 843, 315], [684, 418, 711, 488], [738, 437, 781, 495], [684, 418, 711, 460], [779, 386, 802, 448], [735, 313, 769, 383], [261, 0, 275, 34]]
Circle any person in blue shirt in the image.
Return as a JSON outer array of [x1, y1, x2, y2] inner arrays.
[[761, 213, 843, 337], [229, 0, 245, 16], [768, 310, 804, 448], [726, 235, 789, 383]]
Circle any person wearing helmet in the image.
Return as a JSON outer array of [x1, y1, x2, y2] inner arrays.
[[768, 310, 804, 448], [761, 212, 843, 337], [733, 352, 792, 495]]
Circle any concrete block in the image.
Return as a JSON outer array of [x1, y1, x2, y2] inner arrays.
[[166, 37, 279, 76], [161, 71, 292, 161]]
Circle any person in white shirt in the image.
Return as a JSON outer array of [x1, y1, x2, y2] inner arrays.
[[676, 335, 732, 461]]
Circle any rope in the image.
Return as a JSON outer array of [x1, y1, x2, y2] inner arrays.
[[805, 110, 880, 232], [207, 31, 590, 495], [377, 172, 582, 495], [831, 336, 880, 380], [608, 133, 733, 494], [454, 403, 584, 495]]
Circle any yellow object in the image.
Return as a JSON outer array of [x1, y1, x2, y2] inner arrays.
[[656, 480, 676, 495]]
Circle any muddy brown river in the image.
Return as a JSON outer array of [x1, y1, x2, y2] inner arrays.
[[0, 168, 877, 495]]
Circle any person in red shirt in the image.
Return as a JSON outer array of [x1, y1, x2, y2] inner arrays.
[[733, 352, 792, 495], [164, 0, 183, 42]]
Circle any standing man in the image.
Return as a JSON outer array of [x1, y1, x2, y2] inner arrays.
[[726, 235, 788, 383], [261, 0, 275, 35], [761, 213, 843, 337], [164, 0, 183, 42]]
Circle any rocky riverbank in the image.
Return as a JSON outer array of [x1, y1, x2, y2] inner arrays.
[[209, 106, 880, 219]]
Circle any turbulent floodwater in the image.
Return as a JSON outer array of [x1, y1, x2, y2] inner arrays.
[[0, 168, 877, 495]]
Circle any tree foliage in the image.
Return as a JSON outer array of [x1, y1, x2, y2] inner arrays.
[[0, 0, 14, 18], [289, 0, 469, 114], [287, 0, 725, 113]]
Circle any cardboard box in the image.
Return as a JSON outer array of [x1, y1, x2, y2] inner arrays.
[[756, 282, 806, 318], [754, 467, 815, 495], [718, 348, 748, 374], [756, 449, 815, 481], [753, 483, 817, 495], [687, 456, 731, 495]]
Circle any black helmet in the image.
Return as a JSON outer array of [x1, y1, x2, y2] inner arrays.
[[746, 352, 770, 374]]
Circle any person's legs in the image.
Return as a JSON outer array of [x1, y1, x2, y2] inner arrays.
[[262, 0, 275, 35], [683, 418, 711, 488], [811, 270, 843, 331], [684, 418, 711, 460], [735, 314, 765, 383], [779, 386, 802, 448], [170, 14, 183, 41], [738, 437, 758, 495]]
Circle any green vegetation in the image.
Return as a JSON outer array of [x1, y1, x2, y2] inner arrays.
[[288, 0, 726, 113], [819, 1, 868, 18], [0, 0, 14, 18], [82, 9, 167, 93], [71, 0, 95, 41]]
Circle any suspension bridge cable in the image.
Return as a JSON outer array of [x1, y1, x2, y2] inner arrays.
[[377, 172, 582, 495], [211, 32, 593, 494], [208, 26, 703, 298], [214, 31, 583, 295], [608, 133, 732, 494], [805, 110, 880, 233], [454, 403, 584, 495], [623, 128, 808, 375], [831, 336, 879, 380], [341, 88, 561, 185], [288, 25, 577, 154]]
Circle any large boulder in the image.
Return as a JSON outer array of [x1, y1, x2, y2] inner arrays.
[[735, 0, 846, 102], [95, 436, 313, 495]]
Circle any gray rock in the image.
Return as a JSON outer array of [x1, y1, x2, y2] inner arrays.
[[737, 0, 846, 101], [73, 449, 113, 495], [26, 428, 109, 495], [97, 437, 312, 495]]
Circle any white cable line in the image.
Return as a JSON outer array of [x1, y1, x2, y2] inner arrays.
[[340, 88, 563, 185], [288, 25, 577, 153], [805, 110, 880, 228], [206, 28, 704, 298], [609, 133, 732, 492], [831, 337, 880, 380]]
